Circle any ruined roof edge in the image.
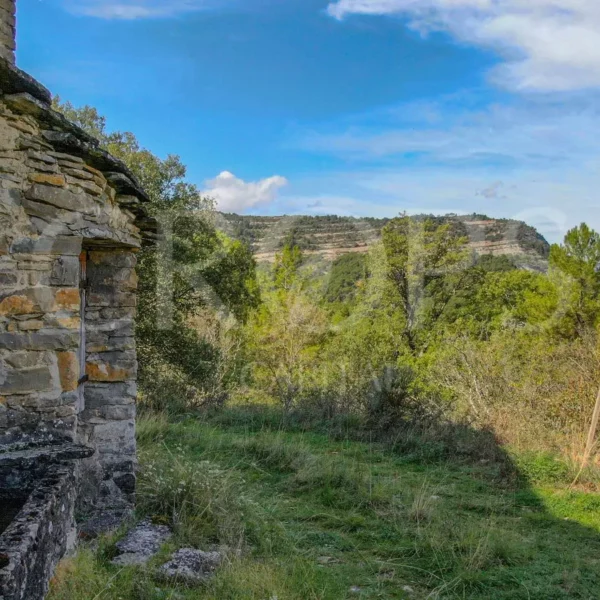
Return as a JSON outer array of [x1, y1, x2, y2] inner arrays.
[[0, 58, 151, 207]]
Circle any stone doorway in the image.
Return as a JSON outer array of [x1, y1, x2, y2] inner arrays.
[[76, 247, 139, 511]]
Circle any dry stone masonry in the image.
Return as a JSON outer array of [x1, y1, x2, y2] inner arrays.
[[0, 2, 156, 597], [0, 0, 15, 65]]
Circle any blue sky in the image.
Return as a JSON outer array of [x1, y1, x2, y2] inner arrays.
[[16, 0, 600, 242]]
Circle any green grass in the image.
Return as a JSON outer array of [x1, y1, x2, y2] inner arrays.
[[49, 410, 600, 599]]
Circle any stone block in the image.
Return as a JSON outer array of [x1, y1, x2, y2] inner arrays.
[[57, 351, 78, 392], [0, 330, 79, 351], [50, 256, 80, 287], [67, 178, 103, 197], [53, 288, 80, 311], [86, 361, 137, 383], [99, 405, 135, 421], [53, 316, 80, 330], [25, 183, 84, 212], [92, 420, 135, 455], [86, 320, 134, 338], [11, 236, 82, 256], [28, 173, 65, 187], [51, 151, 84, 163], [0, 294, 37, 315], [62, 167, 94, 181], [88, 251, 137, 269], [0, 366, 53, 394], [84, 382, 136, 408], [27, 159, 59, 174], [87, 290, 136, 308], [27, 149, 56, 164], [0, 287, 78, 315], [18, 320, 44, 331], [20, 198, 62, 221], [86, 336, 135, 353], [5, 351, 45, 369]]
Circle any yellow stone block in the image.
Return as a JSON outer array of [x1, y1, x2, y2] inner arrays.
[[53, 288, 80, 311], [57, 351, 78, 392], [28, 173, 66, 187], [0, 294, 36, 315]]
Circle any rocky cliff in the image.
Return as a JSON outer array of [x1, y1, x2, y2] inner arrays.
[[219, 213, 550, 271]]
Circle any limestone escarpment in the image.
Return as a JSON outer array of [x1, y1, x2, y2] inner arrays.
[[221, 213, 550, 271]]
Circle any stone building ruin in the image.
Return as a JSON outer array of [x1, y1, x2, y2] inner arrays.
[[0, 2, 156, 597]]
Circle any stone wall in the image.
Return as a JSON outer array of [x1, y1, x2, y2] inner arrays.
[[79, 250, 139, 508], [0, 0, 15, 65], [0, 444, 87, 600], [0, 58, 155, 510]]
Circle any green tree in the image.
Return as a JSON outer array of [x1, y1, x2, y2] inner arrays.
[[249, 244, 326, 409], [53, 98, 260, 408], [382, 215, 469, 352], [550, 223, 600, 334], [274, 243, 302, 292]]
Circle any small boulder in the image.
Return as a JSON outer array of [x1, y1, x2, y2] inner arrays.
[[111, 520, 172, 566], [159, 548, 223, 583], [78, 509, 132, 540]]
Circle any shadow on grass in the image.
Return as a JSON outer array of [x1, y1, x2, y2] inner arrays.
[[190, 403, 600, 599]]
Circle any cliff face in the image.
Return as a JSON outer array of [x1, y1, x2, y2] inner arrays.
[[219, 213, 550, 271]]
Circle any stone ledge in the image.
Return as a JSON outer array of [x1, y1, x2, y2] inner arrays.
[[0, 440, 94, 465], [0, 58, 51, 104], [1, 90, 154, 221]]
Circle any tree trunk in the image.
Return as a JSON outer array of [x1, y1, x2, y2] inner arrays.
[[582, 384, 600, 468]]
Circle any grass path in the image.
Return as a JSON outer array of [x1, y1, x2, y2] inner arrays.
[[49, 413, 600, 599]]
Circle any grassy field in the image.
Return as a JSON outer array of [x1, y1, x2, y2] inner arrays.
[[49, 410, 600, 600]]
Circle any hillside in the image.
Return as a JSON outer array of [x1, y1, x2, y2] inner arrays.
[[218, 213, 550, 271]]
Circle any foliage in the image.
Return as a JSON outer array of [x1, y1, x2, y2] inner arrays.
[[239, 218, 600, 474], [248, 245, 327, 409], [324, 253, 367, 304], [382, 214, 470, 351], [53, 98, 260, 412], [549, 223, 600, 334]]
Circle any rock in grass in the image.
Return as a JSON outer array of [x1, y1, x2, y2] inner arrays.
[[78, 509, 133, 540], [158, 548, 223, 583], [111, 520, 172, 566]]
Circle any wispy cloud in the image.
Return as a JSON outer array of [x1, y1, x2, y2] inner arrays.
[[327, 0, 600, 92], [63, 0, 215, 19], [273, 163, 600, 243], [204, 171, 289, 213], [284, 91, 600, 241], [294, 92, 600, 169]]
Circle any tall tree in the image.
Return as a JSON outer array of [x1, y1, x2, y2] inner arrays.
[[382, 215, 469, 352], [550, 223, 600, 334]]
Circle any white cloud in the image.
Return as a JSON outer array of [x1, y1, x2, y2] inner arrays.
[[204, 171, 289, 213], [64, 0, 213, 19], [327, 0, 600, 92]]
